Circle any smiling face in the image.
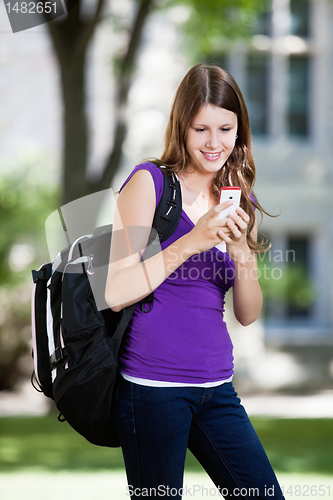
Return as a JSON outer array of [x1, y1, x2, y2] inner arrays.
[[185, 104, 238, 175]]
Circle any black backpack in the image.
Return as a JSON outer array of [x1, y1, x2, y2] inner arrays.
[[31, 166, 181, 447]]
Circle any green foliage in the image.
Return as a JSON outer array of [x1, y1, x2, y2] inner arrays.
[[167, 0, 270, 59], [0, 157, 59, 390], [0, 285, 32, 390], [0, 416, 332, 474], [257, 254, 315, 318], [0, 158, 58, 287]]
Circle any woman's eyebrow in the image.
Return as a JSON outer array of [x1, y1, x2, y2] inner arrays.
[[192, 122, 235, 127]]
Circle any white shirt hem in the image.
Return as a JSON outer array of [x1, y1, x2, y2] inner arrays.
[[120, 371, 233, 388]]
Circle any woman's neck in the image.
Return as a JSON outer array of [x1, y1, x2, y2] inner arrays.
[[178, 167, 217, 222], [179, 167, 215, 198]]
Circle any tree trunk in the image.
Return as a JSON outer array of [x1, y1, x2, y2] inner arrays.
[[60, 49, 89, 205], [44, 0, 155, 208], [94, 0, 155, 195]]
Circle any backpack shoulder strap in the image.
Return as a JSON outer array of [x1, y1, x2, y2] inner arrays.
[[151, 167, 181, 243]]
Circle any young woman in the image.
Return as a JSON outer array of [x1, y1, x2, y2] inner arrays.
[[105, 64, 284, 499]]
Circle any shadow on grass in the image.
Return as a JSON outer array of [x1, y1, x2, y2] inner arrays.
[[0, 416, 332, 474]]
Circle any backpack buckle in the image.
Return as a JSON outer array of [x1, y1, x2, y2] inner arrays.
[[140, 293, 154, 313], [32, 266, 52, 283], [86, 255, 94, 275], [50, 347, 64, 368], [165, 199, 177, 217]]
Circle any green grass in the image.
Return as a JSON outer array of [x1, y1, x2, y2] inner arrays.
[[251, 418, 333, 475], [0, 415, 124, 471], [0, 416, 332, 474]]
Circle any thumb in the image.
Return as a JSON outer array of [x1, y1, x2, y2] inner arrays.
[[214, 199, 234, 214]]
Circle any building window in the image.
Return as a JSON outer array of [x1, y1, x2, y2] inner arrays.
[[288, 56, 310, 137], [210, 0, 313, 139], [246, 53, 269, 136], [290, 0, 310, 38], [259, 234, 314, 320], [285, 236, 313, 318], [248, 0, 311, 138], [252, 10, 271, 37]]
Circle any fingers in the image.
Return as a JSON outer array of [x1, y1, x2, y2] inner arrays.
[[217, 229, 232, 244], [235, 206, 250, 223], [228, 215, 246, 234], [220, 207, 250, 243], [229, 208, 249, 232], [226, 219, 242, 239], [218, 219, 243, 245], [204, 203, 250, 247], [213, 199, 233, 215]]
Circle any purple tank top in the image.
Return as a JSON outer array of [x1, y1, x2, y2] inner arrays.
[[118, 162, 236, 384]]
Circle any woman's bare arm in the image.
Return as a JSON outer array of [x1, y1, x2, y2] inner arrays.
[[231, 212, 263, 326], [105, 169, 234, 312], [105, 170, 193, 312]]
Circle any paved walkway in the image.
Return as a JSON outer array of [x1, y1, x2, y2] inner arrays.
[[0, 471, 332, 500], [242, 390, 333, 418]]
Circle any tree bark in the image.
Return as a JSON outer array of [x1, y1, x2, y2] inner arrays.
[[95, 0, 155, 194], [44, 0, 155, 207]]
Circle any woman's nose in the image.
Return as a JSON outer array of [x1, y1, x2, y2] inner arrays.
[[205, 132, 220, 149]]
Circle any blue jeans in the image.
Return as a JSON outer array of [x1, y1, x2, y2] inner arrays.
[[114, 377, 285, 499]]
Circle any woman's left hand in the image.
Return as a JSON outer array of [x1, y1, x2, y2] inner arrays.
[[217, 207, 251, 263]]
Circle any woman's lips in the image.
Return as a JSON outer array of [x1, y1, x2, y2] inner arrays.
[[201, 151, 222, 161]]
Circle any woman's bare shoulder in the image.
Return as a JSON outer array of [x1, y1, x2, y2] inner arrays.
[[116, 168, 156, 228]]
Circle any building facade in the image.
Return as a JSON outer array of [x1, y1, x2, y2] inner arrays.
[[215, 0, 333, 348]]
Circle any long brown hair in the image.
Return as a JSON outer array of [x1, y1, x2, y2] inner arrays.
[[151, 64, 272, 253]]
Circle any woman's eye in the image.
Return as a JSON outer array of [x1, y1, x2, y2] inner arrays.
[[193, 127, 232, 132]]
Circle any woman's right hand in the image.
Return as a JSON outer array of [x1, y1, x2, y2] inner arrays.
[[186, 200, 234, 254], [106, 171, 234, 311]]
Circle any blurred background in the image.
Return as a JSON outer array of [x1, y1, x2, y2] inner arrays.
[[0, 0, 332, 497]]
